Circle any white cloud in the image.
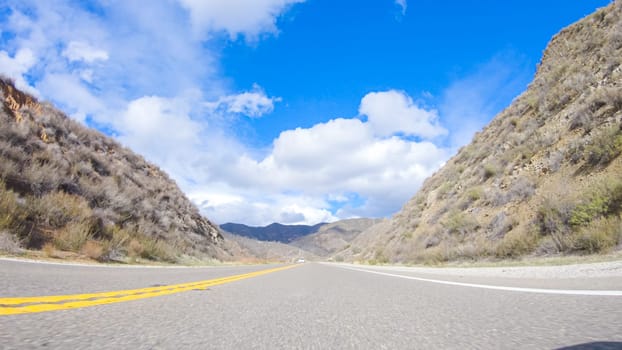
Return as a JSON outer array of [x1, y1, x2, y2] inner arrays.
[[206, 85, 281, 118], [0, 0, 464, 227], [359, 90, 447, 139], [62, 41, 109, 63], [177, 0, 306, 40], [395, 0, 407, 15], [190, 188, 338, 225], [0, 48, 38, 94], [117, 95, 202, 159], [36, 73, 105, 123], [186, 91, 450, 225]]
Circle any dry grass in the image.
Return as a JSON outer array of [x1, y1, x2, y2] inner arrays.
[[41, 242, 63, 258], [341, 2, 622, 265], [573, 215, 621, 253], [494, 227, 539, 258], [0, 78, 224, 262], [80, 240, 104, 260], [53, 221, 93, 252], [0, 230, 22, 253], [583, 124, 622, 168]]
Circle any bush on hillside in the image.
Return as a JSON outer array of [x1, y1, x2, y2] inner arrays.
[[585, 125, 622, 167]]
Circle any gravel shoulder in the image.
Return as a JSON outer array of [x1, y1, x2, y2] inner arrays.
[[331, 260, 622, 279]]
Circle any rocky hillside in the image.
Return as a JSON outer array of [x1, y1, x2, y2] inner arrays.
[[0, 78, 226, 262], [340, 2, 622, 264], [220, 231, 318, 263], [289, 218, 379, 257]]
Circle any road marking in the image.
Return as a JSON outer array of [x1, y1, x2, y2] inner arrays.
[[0, 264, 299, 315], [338, 265, 622, 296]]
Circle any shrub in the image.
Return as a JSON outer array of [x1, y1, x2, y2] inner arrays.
[[54, 221, 93, 251], [101, 226, 131, 260], [401, 232, 413, 239], [488, 212, 514, 239], [442, 210, 479, 237], [509, 176, 536, 202], [0, 230, 22, 253], [585, 125, 622, 167], [372, 249, 389, 264], [31, 191, 92, 228], [548, 151, 564, 173], [570, 178, 622, 227], [568, 107, 595, 132], [436, 181, 453, 200], [128, 238, 144, 258], [565, 136, 586, 163], [569, 194, 610, 227], [482, 163, 498, 180], [536, 198, 572, 236], [419, 240, 456, 264], [573, 216, 621, 253], [536, 177, 622, 253], [535, 198, 575, 252], [42, 242, 56, 257], [466, 187, 483, 202], [494, 228, 539, 258], [139, 237, 177, 262], [0, 181, 24, 231], [81, 240, 104, 260]]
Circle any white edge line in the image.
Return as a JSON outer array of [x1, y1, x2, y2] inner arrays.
[[336, 265, 622, 296]]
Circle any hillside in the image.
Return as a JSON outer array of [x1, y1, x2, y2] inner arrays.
[[220, 222, 325, 243], [0, 78, 226, 262], [220, 219, 377, 260], [289, 218, 378, 257], [220, 231, 317, 262], [340, 2, 622, 264]]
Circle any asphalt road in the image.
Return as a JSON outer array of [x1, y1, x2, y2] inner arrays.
[[1, 259, 622, 349]]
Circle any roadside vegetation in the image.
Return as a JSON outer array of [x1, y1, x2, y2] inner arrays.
[[0, 78, 224, 263], [338, 2, 622, 265]]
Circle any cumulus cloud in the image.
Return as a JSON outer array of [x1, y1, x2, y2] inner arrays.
[[205, 85, 281, 118], [115, 95, 204, 173], [1, 0, 457, 226], [187, 91, 450, 225], [36, 73, 105, 123], [189, 188, 338, 225], [62, 41, 109, 63], [359, 90, 447, 139], [0, 48, 38, 94], [177, 0, 306, 40]]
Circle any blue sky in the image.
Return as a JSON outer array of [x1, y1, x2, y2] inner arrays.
[[0, 0, 612, 226]]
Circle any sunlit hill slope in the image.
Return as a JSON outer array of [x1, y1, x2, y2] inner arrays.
[[339, 2, 622, 264], [0, 78, 227, 262]]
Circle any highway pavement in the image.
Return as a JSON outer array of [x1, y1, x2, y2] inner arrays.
[[1, 258, 622, 349]]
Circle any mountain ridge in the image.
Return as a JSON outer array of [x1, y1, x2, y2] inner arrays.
[[339, 1, 622, 264], [220, 222, 326, 243]]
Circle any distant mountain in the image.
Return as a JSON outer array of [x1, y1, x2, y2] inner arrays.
[[341, 2, 622, 264], [289, 218, 379, 257], [220, 231, 318, 263], [0, 78, 225, 262], [220, 219, 378, 259], [220, 222, 325, 243]]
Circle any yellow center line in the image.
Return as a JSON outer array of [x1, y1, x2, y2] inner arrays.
[[0, 264, 299, 316]]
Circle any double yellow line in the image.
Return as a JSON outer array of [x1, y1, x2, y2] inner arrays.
[[0, 264, 298, 316]]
